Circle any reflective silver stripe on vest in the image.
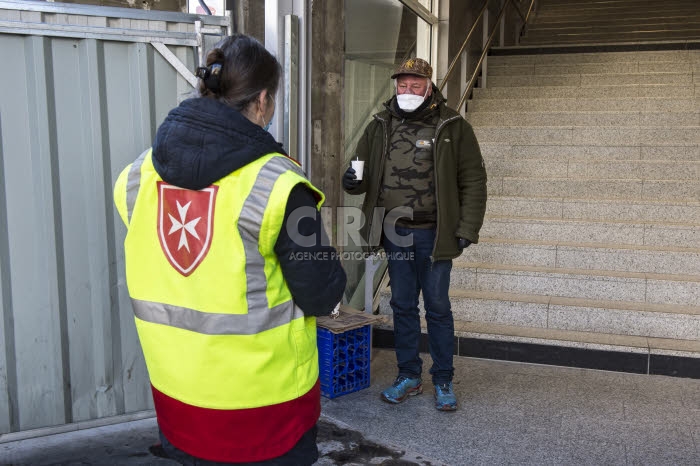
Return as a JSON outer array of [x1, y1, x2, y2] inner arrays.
[[126, 149, 149, 222], [130, 156, 306, 335], [237, 156, 305, 314], [131, 298, 302, 335]]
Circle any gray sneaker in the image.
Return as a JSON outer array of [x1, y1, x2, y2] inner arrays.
[[380, 376, 422, 404]]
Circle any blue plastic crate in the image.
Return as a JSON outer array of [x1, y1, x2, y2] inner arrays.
[[317, 324, 371, 399]]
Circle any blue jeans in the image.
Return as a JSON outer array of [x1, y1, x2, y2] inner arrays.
[[383, 227, 454, 385]]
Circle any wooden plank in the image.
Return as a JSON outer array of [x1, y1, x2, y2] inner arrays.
[[311, 0, 344, 240]]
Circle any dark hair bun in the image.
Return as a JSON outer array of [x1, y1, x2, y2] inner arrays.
[[197, 34, 282, 112], [206, 48, 225, 67]]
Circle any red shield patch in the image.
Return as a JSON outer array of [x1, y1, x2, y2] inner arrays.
[[157, 182, 218, 276]]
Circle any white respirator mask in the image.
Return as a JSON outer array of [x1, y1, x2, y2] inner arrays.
[[395, 79, 430, 112]]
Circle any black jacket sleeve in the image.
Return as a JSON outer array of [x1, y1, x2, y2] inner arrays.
[[274, 184, 347, 316]]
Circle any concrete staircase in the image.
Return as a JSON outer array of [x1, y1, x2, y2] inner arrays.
[[466, 47, 700, 360], [520, 0, 700, 46], [378, 47, 700, 366]]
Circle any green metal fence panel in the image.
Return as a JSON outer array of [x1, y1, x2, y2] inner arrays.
[[0, 0, 224, 435]]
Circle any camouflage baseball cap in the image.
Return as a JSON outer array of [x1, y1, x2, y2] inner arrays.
[[391, 57, 433, 79]]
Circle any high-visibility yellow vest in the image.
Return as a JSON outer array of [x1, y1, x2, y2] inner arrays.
[[114, 149, 325, 463]]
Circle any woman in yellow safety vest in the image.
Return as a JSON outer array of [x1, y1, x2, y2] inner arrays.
[[113, 34, 346, 465]]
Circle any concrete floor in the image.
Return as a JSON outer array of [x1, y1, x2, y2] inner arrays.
[[322, 349, 700, 465], [2, 349, 699, 465]]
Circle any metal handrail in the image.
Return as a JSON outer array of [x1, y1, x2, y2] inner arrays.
[[444, 0, 535, 112], [457, 1, 510, 111], [438, 0, 490, 93], [521, 0, 537, 35]]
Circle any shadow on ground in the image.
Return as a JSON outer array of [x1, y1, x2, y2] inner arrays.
[[315, 417, 439, 465], [0, 416, 440, 466]]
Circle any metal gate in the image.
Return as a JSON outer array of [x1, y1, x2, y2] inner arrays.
[[0, 0, 226, 437]]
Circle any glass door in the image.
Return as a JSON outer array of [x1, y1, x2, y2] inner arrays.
[[342, 0, 435, 310]]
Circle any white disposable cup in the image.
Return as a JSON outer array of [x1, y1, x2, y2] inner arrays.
[[351, 160, 364, 180]]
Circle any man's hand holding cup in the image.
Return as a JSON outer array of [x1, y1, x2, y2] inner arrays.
[[343, 158, 364, 190]]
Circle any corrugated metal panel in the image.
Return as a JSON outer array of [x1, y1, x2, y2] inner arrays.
[[0, 1, 223, 435]]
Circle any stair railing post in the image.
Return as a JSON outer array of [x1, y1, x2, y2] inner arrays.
[[499, 0, 506, 47], [364, 253, 382, 314], [460, 49, 467, 117], [482, 8, 489, 89], [515, 0, 521, 45]]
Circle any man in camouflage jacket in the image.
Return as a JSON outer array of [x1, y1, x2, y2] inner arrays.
[[343, 58, 487, 411]]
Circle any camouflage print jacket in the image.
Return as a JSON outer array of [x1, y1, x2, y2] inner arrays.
[[344, 86, 488, 261]]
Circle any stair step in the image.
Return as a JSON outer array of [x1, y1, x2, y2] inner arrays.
[[481, 216, 700, 248], [433, 318, 700, 358], [537, 2, 700, 12], [521, 33, 700, 43], [459, 238, 700, 276], [473, 126, 699, 146], [472, 84, 698, 99], [485, 159, 565, 178], [479, 144, 700, 161], [453, 322, 699, 357], [468, 97, 698, 112], [526, 26, 700, 40], [534, 17, 700, 28], [531, 23, 700, 33], [540, 0, 699, 9], [488, 50, 698, 65], [488, 72, 695, 88], [521, 32, 700, 46], [528, 20, 700, 34], [541, 0, 699, 5], [377, 318, 700, 361], [377, 289, 700, 340], [535, 9, 700, 19], [531, 14, 700, 26], [484, 159, 700, 180], [467, 111, 699, 127], [486, 196, 700, 222], [490, 177, 700, 206], [488, 62, 698, 76], [535, 8, 700, 22], [541, 0, 700, 6], [450, 262, 700, 306], [533, 14, 700, 26]]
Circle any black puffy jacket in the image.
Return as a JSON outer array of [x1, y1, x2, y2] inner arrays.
[[153, 97, 346, 317]]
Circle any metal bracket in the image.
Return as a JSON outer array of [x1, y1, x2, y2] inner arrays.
[[284, 14, 299, 161], [400, 0, 439, 25], [365, 253, 383, 314], [195, 20, 226, 67], [150, 41, 198, 88], [195, 20, 204, 67]]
